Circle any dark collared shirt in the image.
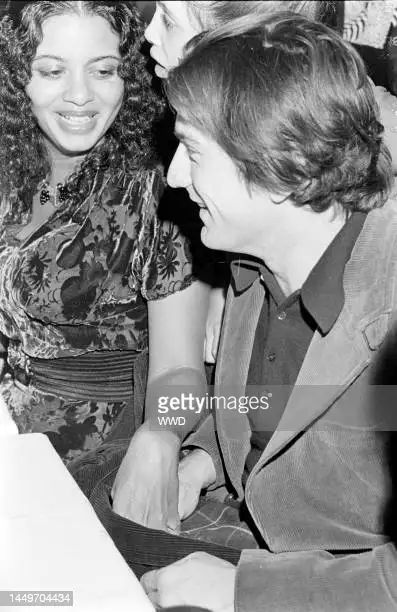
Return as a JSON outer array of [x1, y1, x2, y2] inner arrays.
[[232, 212, 367, 483]]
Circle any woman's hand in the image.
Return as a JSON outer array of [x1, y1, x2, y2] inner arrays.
[[111, 421, 181, 533], [178, 448, 216, 520], [204, 287, 226, 364]]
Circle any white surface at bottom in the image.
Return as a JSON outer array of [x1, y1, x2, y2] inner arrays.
[[0, 433, 154, 612]]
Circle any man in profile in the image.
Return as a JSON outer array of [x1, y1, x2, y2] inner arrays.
[[141, 12, 397, 612]]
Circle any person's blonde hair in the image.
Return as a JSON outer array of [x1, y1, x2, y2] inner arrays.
[[187, 1, 333, 29]]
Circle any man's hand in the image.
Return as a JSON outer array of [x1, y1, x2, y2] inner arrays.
[[178, 448, 216, 520], [110, 421, 181, 532], [141, 552, 236, 611]]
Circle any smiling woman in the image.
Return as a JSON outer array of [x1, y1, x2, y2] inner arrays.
[[26, 13, 124, 155], [0, 1, 209, 472]]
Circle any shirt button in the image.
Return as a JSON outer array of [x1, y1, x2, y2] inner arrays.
[[277, 310, 287, 321], [267, 352, 276, 362], [223, 493, 241, 509]]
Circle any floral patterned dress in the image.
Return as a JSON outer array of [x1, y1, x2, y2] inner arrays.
[[0, 167, 194, 462]]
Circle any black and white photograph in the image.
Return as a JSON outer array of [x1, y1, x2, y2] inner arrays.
[[1, 1, 397, 610]]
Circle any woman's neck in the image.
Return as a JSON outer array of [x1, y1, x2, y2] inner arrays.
[[45, 140, 86, 185]]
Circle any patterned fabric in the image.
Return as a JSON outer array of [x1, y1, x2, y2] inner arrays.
[[69, 439, 260, 579], [0, 166, 194, 462], [343, 0, 397, 49], [181, 497, 260, 549], [72, 440, 260, 550]]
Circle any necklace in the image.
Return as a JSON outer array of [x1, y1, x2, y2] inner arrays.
[[39, 179, 69, 207]]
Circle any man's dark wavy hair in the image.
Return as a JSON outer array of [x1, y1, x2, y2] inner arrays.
[[0, 1, 165, 221], [166, 12, 393, 213]]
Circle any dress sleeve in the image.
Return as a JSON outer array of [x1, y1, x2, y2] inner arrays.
[[139, 170, 195, 301]]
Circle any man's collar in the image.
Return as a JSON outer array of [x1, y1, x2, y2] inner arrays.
[[230, 256, 264, 294], [301, 211, 366, 334], [230, 212, 367, 334]]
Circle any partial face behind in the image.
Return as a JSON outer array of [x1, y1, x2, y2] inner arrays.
[[26, 14, 124, 156], [144, 1, 201, 78], [167, 118, 273, 254]]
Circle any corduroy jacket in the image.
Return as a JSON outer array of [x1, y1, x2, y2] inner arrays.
[[186, 193, 397, 611]]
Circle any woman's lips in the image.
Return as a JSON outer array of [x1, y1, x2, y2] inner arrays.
[[149, 49, 169, 79], [56, 111, 98, 133], [154, 63, 169, 79]]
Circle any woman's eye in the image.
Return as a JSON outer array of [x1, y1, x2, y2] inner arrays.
[[91, 68, 117, 79], [161, 12, 174, 30], [187, 149, 199, 163], [38, 68, 64, 79]]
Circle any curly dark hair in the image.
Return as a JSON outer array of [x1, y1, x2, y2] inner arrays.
[[0, 1, 165, 221]]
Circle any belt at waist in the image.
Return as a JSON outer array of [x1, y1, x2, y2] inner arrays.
[[14, 350, 139, 402]]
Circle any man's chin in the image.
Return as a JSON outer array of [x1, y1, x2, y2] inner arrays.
[[154, 63, 169, 79]]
